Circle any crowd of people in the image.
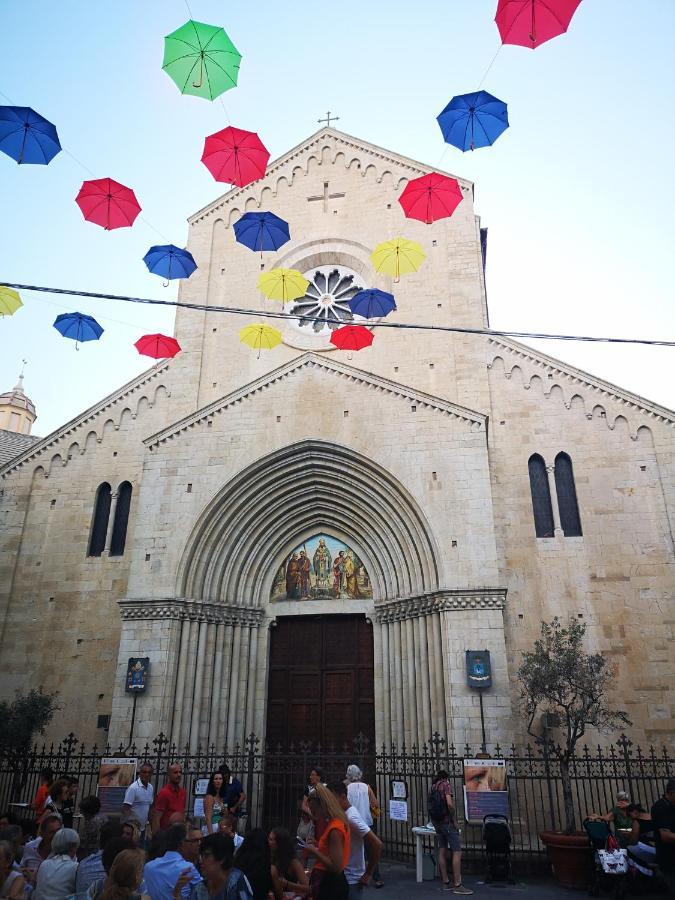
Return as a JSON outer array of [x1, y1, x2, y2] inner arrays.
[[0, 761, 389, 900]]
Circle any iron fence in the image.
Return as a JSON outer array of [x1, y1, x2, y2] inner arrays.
[[1, 732, 672, 871]]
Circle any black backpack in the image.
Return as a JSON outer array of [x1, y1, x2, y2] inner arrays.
[[428, 783, 447, 821]]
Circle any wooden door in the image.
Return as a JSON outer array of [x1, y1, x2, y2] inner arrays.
[[266, 615, 374, 747]]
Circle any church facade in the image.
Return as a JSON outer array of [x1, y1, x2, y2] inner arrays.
[[1, 128, 673, 754]]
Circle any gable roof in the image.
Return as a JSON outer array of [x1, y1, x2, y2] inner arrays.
[[144, 351, 486, 450], [188, 126, 473, 225]]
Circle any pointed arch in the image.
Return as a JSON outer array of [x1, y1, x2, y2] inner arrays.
[[110, 481, 133, 557], [88, 482, 111, 557], [554, 452, 582, 537], [528, 454, 554, 538]]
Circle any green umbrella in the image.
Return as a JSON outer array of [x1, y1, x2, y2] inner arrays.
[[162, 19, 241, 101]]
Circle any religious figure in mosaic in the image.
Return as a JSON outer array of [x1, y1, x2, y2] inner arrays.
[[270, 534, 372, 602]]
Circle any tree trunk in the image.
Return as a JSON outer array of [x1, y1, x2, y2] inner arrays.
[[559, 756, 577, 834]]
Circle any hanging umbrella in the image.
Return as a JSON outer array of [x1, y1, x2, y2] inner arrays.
[[0, 286, 23, 316], [437, 91, 509, 151], [75, 178, 141, 230], [330, 324, 374, 351], [233, 212, 290, 253], [134, 333, 182, 359], [163, 19, 241, 100], [258, 269, 309, 304], [202, 126, 270, 187], [371, 238, 425, 280], [348, 289, 396, 319], [239, 323, 282, 357], [0, 106, 61, 165], [53, 312, 104, 349], [143, 245, 197, 285], [495, 0, 582, 49], [398, 173, 464, 225]]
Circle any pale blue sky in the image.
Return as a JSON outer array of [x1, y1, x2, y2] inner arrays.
[[1, 1, 674, 436]]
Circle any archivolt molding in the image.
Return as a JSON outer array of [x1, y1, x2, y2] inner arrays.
[[374, 589, 507, 623], [118, 598, 265, 627], [0, 363, 171, 480], [177, 439, 441, 604], [188, 127, 472, 226], [145, 352, 484, 450], [488, 338, 675, 437]]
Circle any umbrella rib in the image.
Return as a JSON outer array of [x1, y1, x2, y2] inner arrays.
[[537, 0, 569, 30], [181, 57, 203, 93], [205, 56, 239, 87]]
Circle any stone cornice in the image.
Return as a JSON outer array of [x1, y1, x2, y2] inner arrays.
[[488, 337, 675, 426], [188, 127, 472, 225], [0, 361, 171, 478], [118, 598, 264, 627], [374, 588, 507, 623], [144, 352, 486, 450]]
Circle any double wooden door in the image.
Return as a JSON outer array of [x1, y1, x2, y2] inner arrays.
[[266, 614, 374, 747]]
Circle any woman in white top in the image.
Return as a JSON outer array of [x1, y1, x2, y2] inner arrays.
[[345, 765, 383, 888], [34, 828, 80, 900], [0, 840, 25, 900]]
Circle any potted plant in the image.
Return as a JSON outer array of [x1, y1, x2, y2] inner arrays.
[[516, 618, 631, 887]]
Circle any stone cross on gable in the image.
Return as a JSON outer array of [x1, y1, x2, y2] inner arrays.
[[307, 181, 346, 213], [318, 111, 339, 127]]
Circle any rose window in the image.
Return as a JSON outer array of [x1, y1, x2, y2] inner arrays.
[[288, 266, 363, 335]]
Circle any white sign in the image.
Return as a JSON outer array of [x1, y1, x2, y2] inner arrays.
[[389, 800, 408, 822], [194, 779, 210, 796], [392, 781, 406, 800], [193, 797, 205, 819]]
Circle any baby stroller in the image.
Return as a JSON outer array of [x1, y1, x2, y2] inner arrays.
[[482, 814, 514, 883], [582, 819, 628, 898]]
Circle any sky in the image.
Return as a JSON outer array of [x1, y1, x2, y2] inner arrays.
[[1, 0, 674, 437]]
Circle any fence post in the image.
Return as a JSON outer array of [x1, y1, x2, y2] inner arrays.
[[538, 736, 557, 833], [245, 733, 258, 828], [617, 734, 633, 799]]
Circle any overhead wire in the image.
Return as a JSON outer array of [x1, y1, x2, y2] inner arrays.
[[2, 281, 674, 348]]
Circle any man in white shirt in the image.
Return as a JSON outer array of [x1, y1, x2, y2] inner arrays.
[[329, 782, 382, 899], [122, 762, 154, 839]]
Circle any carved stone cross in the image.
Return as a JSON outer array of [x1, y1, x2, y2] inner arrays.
[[307, 181, 346, 213]]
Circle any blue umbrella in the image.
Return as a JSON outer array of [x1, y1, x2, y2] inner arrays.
[[53, 312, 104, 349], [437, 91, 509, 152], [348, 289, 396, 319], [233, 212, 290, 253], [0, 106, 61, 165], [143, 244, 197, 285]]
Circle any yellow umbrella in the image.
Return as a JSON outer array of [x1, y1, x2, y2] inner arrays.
[[239, 323, 282, 357], [258, 268, 309, 304], [0, 286, 23, 317], [371, 237, 426, 281]]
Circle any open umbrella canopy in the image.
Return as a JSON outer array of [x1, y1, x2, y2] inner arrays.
[[398, 173, 464, 224], [239, 323, 282, 354], [437, 91, 509, 151], [163, 19, 241, 100], [0, 286, 23, 316], [234, 212, 290, 253], [0, 106, 61, 165], [134, 333, 182, 359], [202, 126, 270, 187], [75, 178, 141, 230], [53, 312, 104, 345], [371, 237, 425, 279], [143, 245, 197, 281], [495, 0, 582, 49], [330, 324, 374, 351], [348, 289, 396, 319], [258, 268, 309, 303]]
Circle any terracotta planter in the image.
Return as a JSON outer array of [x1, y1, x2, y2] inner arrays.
[[540, 830, 592, 888]]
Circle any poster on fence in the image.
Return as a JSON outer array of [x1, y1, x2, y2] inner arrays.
[[389, 799, 408, 822], [97, 758, 137, 814], [462, 758, 509, 823]]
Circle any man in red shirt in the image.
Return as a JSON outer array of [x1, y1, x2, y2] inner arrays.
[[151, 764, 186, 833]]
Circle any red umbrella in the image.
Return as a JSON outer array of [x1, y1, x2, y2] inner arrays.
[[75, 178, 141, 230], [201, 126, 270, 187], [398, 173, 463, 225], [330, 324, 374, 352], [134, 333, 181, 359], [495, 0, 582, 49]]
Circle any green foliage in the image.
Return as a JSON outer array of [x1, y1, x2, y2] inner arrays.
[[517, 618, 631, 833], [0, 689, 58, 760]]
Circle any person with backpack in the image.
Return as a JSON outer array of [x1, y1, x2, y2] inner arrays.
[[428, 770, 472, 895]]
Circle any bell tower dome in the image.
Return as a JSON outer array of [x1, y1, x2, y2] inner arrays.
[[0, 361, 37, 435]]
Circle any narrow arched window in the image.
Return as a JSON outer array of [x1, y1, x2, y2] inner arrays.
[[88, 482, 111, 557], [110, 481, 132, 557], [555, 452, 582, 537], [528, 454, 554, 538]]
